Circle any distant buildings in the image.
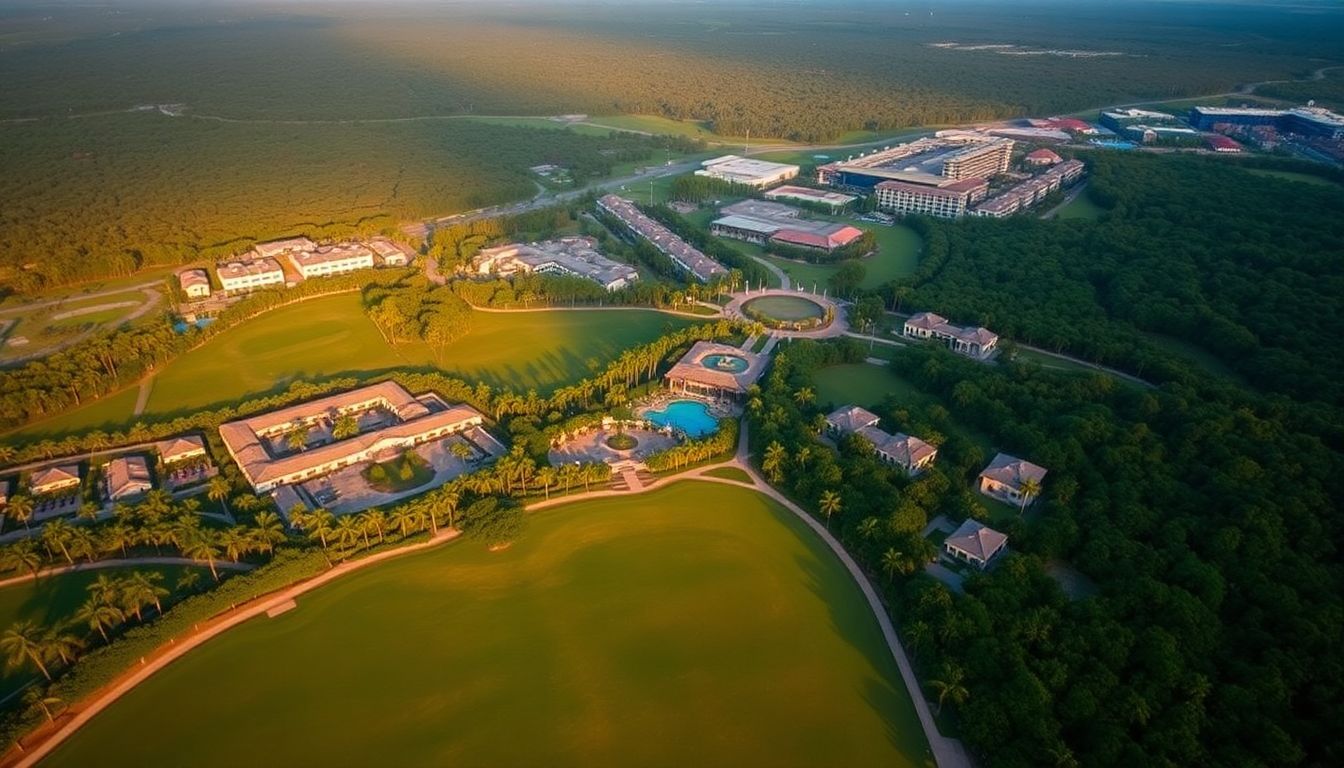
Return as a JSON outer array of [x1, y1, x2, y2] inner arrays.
[[598, 194, 726, 283], [1098, 108, 1177, 134], [763, 185, 857, 212], [978, 453, 1047, 507], [1189, 105, 1344, 140], [710, 200, 865, 253], [903, 312, 999, 360], [368, 239, 411, 267], [216, 257, 285, 294], [663, 341, 767, 401], [473, 236, 639, 291], [178, 269, 211, 299], [1024, 148, 1063, 167], [218, 382, 485, 493], [696, 155, 800, 188], [824, 405, 937, 476], [944, 519, 1008, 570], [818, 137, 1013, 190], [1205, 134, 1244, 153], [875, 178, 988, 219], [104, 455, 152, 501], [973, 159, 1085, 218]]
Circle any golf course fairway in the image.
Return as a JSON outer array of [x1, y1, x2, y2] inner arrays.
[[42, 481, 932, 767]]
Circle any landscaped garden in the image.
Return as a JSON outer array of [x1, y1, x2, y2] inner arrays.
[[42, 481, 933, 768], [604, 432, 638, 451], [361, 451, 434, 493]]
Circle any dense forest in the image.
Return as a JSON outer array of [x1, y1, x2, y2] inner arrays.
[[892, 153, 1344, 409], [750, 339, 1343, 767]]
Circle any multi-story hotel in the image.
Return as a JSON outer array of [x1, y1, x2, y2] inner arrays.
[[817, 137, 1013, 190], [216, 257, 286, 294], [874, 178, 989, 219], [598, 195, 726, 283]]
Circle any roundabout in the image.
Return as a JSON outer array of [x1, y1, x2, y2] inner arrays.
[[723, 289, 847, 338]]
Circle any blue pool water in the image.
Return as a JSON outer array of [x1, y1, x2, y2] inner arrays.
[[701, 353, 749, 373], [645, 400, 719, 438], [172, 317, 216, 334]]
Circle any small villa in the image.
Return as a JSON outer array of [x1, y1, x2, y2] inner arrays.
[[825, 404, 937, 476], [105, 456, 153, 501], [903, 312, 999, 361], [664, 341, 768, 402], [29, 464, 80, 496], [944, 519, 1008, 570], [156, 435, 208, 466], [978, 452, 1048, 506]]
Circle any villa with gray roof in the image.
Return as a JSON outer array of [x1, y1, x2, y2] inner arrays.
[[944, 519, 1008, 570], [219, 382, 485, 493], [825, 405, 881, 436], [978, 452, 1047, 507], [903, 312, 999, 360], [105, 455, 153, 502], [473, 236, 638, 291], [826, 405, 936, 476]]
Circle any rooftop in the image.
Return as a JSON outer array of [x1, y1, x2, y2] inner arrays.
[[822, 137, 1011, 185], [287, 242, 375, 268], [598, 195, 725, 282], [980, 452, 1048, 489], [475, 236, 637, 288], [696, 155, 800, 185], [764, 186, 858, 207], [664, 341, 768, 393], [945, 519, 1008, 561], [217, 257, 284, 281], [825, 405, 881, 434]]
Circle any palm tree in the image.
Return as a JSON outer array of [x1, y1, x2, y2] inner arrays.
[[217, 528, 252, 563], [181, 534, 221, 582], [75, 597, 125, 643], [286, 425, 308, 452], [536, 467, 557, 500], [22, 687, 63, 723], [330, 515, 362, 555], [68, 528, 98, 563], [904, 620, 933, 659], [1017, 477, 1042, 514], [793, 387, 815, 406], [41, 519, 75, 565], [818, 490, 842, 531], [388, 506, 416, 539], [762, 441, 788, 484], [121, 572, 169, 621], [927, 664, 969, 716], [100, 522, 135, 559], [857, 517, 881, 541], [436, 486, 461, 530], [86, 574, 122, 606], [176, 570, 202, 595], [7, 496, 35, 531], [362, 510, 388, 545], [794, 445, 812, 469], [206, 476, 232, 517], [881, 548, 907, 585], [1, 621, 53, 680], [77, 501, 102, 524], [250, 511, 287, 555], [1, 539, 43, 579]]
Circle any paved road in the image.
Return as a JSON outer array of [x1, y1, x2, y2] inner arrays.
[[748, 255, 791, 289]]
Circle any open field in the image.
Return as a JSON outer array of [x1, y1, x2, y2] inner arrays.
[[0, 565, 205, 703], [1242, 168, 1340, 188], [43, 482, 933, 768], [143, 295, 699, 414], [1053, 190, 1106, 221]]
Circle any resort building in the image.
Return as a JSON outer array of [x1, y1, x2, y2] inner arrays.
[[252, 237, 317, 261], [944, 519, 1008, 570], [1024, 148, 1063, 167], [978, 453, 1048, 507], [903, 312, 999, 360], [286, 243, 375, 279], [710, 200, 865, 253], [818, 137, 1012, 190], [695, 155, 800, 189], [973, 159, 1085, 218], [104, 456, 153, 501], [218, 382, 486, 493], [29, 465, 80, 496], [763, 185, 858, 212], [598, 195, 726, 283], [473, 236, 639, 291], [178, 269, 212, 299], [369, 239, 411, 267], [217, 257, 285, 294], [825, 405, 936, 476], [874, 178, 989, 219], [664, 341, 768, 401], [1189, 105, 1344, 140], [156, 435, 208, 466]]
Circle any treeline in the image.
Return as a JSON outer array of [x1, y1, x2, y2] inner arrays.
[[886, 153, 1344, 407], [363, 279, 473, 358], [752, 338, 1344, 767]]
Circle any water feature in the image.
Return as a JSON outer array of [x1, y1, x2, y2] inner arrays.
[[702, 353, 749, 373], [171, 317, 216, 334], [644, 400, 719, 438]]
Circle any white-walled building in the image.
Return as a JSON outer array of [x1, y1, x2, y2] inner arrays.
[[978, 453, 1048, 507], [696, 155, 800, 188], [903, 312, 999, 360], [178, 269, 212, 299], [105, 456, 153, 501], [473, 237, 638, 291], [29, 465, 80, 496], [217, 257, 285, 294], [286, 243, 375, 279], [944, 519, 1008, 570]]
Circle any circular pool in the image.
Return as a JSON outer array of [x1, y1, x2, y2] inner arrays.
[[742, 295, 826, 323], [701, 353, 749, 373]]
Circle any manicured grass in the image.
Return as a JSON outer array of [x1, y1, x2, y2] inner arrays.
[[0, 565, 205, 702], [144, 294, 700, 415], [1011, 348, 1108, 376], [47, 308, 134, 330], [1242, 168, 1340, 188], [362, 452, 434, 493], [5, 386, 141, 441], [760, 222, 922, 291], [45, 481, 933, 768], [1053, 190, 1106, 221], [812, 363, 927, 411], [701, 466, 753, 484]]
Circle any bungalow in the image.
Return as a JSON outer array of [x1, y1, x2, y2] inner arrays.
[[825, 405, 936, 476], [29, 465, 80, 496], [105, 456, 153, 501], [944, 519, 1008, 570], [978, 452, 1047, 507], [903, 312, 999, 361], [824, 405, 880, 436], [155, 435, 208, 466]]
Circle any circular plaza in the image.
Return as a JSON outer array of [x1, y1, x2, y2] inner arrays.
[[724, 288, 846, 337]]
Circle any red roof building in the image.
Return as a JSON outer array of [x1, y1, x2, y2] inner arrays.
[[771, 225, 865, 251], [1025, 148, 1063, 166], [1047, 117, 1095, 134]]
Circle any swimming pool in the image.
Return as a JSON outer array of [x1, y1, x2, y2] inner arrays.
[[644, 400, 719, 438], [702, 353, 749, 373]]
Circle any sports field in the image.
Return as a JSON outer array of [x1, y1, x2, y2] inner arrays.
[[44, 481, 932, 768], [0, 565, 204, 701], [140, 295, 699, 414]]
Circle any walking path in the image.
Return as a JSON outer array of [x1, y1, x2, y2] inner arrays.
[[8, 421, 973, 768], [748, 254, 791, 289], [0, 557, 254, 591], [132, 375, 154, 416]]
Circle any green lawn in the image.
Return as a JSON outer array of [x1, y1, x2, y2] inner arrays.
[[0, 565, 205, 702], [363, 452, 435, 493], [812, 363, 927, 412], [143, 294, 700, 415], [45, 481, 933, 768], [1053, 190, 1106, 221], [5, 386, 142, 441], [701, 466, 753, 484], [1242, 168, 1340, 188]]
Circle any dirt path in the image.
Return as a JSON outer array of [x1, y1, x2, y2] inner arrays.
[[132, 375, 154, 416]]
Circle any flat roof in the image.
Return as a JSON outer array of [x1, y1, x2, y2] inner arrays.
[[475, 237, 637, 287], [699, 155, 800, 181], [217, 257, 284, 280], [598, 195, 725, 282], [288, 243, 374, 268], [764, 186, 858, 206], [822, 138, 1011, 185]]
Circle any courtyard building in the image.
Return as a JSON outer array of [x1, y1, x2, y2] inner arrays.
[[818, 136, 1013, 190], [664, 341, 768, 401], [219, 381, 486, 493], [710, 200, 865, 253], [105, 455, 153, 501], [598, 194, 726, 283], [252, 237, 317, 260], [29, 464, 80, 496], [763, 185, 858, 212], [978, 452, 1048, 506], [944, 518, 1008, 570], [903, 312, 999, 360], [473, 236, 639, 291], [216, 257, 285, 294], [178, 269, 212, 299]]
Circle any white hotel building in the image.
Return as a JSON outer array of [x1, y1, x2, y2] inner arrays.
[[216, 257, 286, 294], [286, 243, 376, 279]]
